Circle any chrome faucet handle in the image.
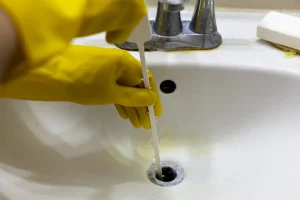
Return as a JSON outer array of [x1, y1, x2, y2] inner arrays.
[[159, 0, 188, 12], [189, 0, 218, 34]]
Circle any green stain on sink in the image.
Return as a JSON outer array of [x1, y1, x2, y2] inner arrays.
[[285, 51, 297, 59], [101, 130, 216, 170]]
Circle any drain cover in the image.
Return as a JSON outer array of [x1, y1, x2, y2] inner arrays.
[[147, 161, 184, 187]]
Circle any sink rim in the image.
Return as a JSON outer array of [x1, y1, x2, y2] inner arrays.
[[73, 11, 300, 77]]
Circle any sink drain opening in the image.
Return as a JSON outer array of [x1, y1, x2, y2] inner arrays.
[[156, 166, 177, 182], [147, 161, 184, 187]]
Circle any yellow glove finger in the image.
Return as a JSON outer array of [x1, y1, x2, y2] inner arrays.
[[115, 104, 128, 119], [136, 106, 151, 130], [113, 85, 156, 107], [79, 0, 147, 44], [115, 71, 162, 130], [106, 26, 136, 44], [148, 71, 163, 117], [137, 71, 163, 116], [115, 104, 151, 129], [116, 51, 144, 87], [125, 107, 141, 129]]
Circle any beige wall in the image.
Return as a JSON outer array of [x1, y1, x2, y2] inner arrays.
[[147, 0, 300, 10]]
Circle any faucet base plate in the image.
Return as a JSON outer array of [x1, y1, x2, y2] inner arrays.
[[116, 21, 222, 52]]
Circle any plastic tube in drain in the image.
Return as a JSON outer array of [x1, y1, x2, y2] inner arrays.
[[127, 14, 163, 178]]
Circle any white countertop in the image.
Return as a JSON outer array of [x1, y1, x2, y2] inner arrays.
[[73, 11, 300, 76]]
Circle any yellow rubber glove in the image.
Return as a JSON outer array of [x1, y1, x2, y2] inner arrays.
[[0, 0, 162, 129]]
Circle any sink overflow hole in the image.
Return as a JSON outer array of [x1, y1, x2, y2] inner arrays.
[[160, 80, 176, 94]]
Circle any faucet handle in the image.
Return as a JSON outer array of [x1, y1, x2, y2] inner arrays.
[[189, 0, 218, 34], [158, 0, 189, 12], [158, 0, 188, 3], [154, 1, 186, 36]]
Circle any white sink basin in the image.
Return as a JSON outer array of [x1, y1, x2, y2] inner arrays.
[[1, 12, 300, 200]]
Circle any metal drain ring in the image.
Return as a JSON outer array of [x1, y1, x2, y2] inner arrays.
[[147, 161, 184, 187]]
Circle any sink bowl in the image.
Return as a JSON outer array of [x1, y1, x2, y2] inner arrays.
[[1, 11, 300, 200]]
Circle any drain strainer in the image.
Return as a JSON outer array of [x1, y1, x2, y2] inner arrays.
[[147, 161, 184, 187]]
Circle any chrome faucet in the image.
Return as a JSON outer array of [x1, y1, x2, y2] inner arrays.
[[116, 0, 222, 51]]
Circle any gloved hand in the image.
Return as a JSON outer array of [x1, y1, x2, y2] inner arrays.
[[0, 0, 162, 129], [115, 70, 162, 129]]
